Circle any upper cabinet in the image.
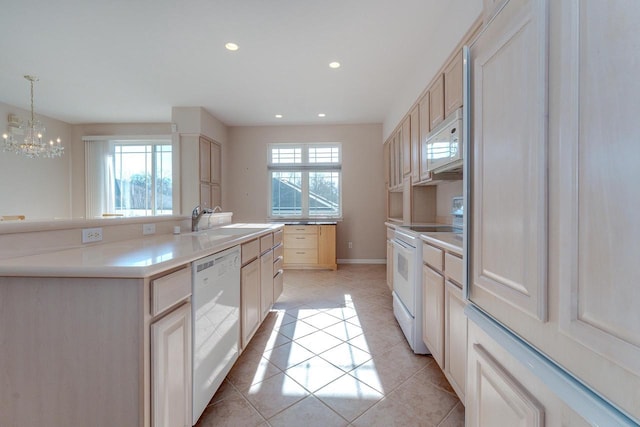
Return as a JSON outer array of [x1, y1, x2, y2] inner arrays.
[[444, 50, 463, 118], [429, 74, 445, 130], [199, 136, 222, 209], [401, 116, 411, 177], [410, 105, 420, 183], [418, 93, 431, 182]]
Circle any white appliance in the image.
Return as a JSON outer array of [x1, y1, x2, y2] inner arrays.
[[426, 108, 463, 173], [392, 229, 428, 354], [191, 245, 241, 424]]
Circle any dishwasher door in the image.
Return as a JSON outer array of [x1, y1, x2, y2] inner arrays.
[[192, 245, 241, 424]]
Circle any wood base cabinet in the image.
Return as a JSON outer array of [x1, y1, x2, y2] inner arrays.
[[283, 224, 336, 270]]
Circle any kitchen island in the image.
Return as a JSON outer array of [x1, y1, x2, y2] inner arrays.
[[0, 222, 283, 427]]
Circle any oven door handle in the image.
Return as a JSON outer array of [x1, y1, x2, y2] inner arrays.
[[392, 238, 414, 252]]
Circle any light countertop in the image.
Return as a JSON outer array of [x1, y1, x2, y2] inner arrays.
[[385, 222, 463, 255], [0, 223, 282, 279], [420, 232, 463, 255]]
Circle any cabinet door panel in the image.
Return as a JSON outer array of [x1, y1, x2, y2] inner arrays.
[[151, 303, 192, 427], [429, 75, 445, 129], [260, 250, 274, 320], [241, 259, 261, 348], [318, 225, 336, 268], [210, 142, 221, 184], [199, 139, 210, 183], [470, 0, 548, 321], [410, 105, 420, 182], [418, 94, 431, 181], [422, 265, 444, 368], [556, 0, 640, 377], [444, 281, 466, 401], [402, 116, 411, 176], [444, 50, 463, 117], [467, 342, 544, 427]]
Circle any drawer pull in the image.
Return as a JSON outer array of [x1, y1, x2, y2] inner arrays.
[[295, 237, 305, 240], [296, 251, 306, 254]]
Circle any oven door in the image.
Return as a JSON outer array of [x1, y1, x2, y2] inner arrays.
[[392, 239, 415, 316]]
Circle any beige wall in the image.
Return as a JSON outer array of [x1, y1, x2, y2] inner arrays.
[[436, 180, 463, 223], [0, 102, 73, 220], [227, 124, 386, 262]]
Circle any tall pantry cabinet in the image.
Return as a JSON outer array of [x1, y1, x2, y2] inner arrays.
[[467, 0, 640, 423]]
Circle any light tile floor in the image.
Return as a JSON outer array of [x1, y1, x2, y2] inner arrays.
[[195, 264, 464, 427]]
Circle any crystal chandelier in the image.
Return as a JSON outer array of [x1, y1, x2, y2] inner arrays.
[[2, 75, 63, 158]]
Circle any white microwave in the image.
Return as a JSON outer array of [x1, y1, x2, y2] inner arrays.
[[426, 108, 463, 173]]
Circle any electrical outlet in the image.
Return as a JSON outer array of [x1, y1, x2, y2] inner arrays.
[[82, 227, 103, 243], [348, 241, 353, 249], [142, 223, 156, 235]]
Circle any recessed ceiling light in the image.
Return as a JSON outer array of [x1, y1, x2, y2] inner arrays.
[[225, 42, 239, 51], [329, 61, 341, 69], [275, 114, 283, 118], [318, 113, 326, 118]]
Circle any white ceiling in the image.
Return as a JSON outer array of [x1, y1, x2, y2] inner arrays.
[[0, 0, 481, 127]]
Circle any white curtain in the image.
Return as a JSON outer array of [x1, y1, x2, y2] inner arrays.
[[85, 140, 115, 218]]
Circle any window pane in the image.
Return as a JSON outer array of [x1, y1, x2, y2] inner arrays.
[[271, 171, 302, 216], [114, 145, 152, 216], [113, 143, 172, 216], [309, 171, 340, 216], [309, 146, 340, 163], [271, 147, 302, 164], [155, 145, 173, 215]]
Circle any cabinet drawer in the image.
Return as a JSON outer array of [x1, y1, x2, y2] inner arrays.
[[284, 225, 317, 235], [285, 248, 318, 264], [151, 266, 191, 316], [423, 243, 444, 271], [260, 233, 274, 253], [445, 253, 463, 287], [284, 234, 318, 249], [273, 243, 283, 260], [273, 256, 283, 274], [241, 239, 260, 265], [273, 229, 283, 246]]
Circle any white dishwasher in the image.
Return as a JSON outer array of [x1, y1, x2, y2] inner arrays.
[[192, 245, 241, 424]]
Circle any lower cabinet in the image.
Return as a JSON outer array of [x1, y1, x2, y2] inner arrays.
[[260, 249, 274, 320], [421, 240, 466, 403], [241, 258, 261, 348], [283, 224, 337, 270], [422, 264, 445, 368], [151, 302, 192, 427], [467, 317, 591, 427], [444, 281, 466, 401]]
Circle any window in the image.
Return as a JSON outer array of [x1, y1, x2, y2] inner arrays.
[[268, 143, 341, 218], [85, 138, 173, 218]]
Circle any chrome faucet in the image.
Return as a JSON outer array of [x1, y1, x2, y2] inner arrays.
[[191, 205, 213, 232]]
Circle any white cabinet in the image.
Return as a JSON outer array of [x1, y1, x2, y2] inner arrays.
[[151, 303, 192, 427], [386, 240, 394, 292]]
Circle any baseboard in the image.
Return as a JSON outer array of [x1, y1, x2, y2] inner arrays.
[[337, 259, 387, 265]]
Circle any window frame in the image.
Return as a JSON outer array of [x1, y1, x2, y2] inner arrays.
[[267, 143, 342, 219]]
